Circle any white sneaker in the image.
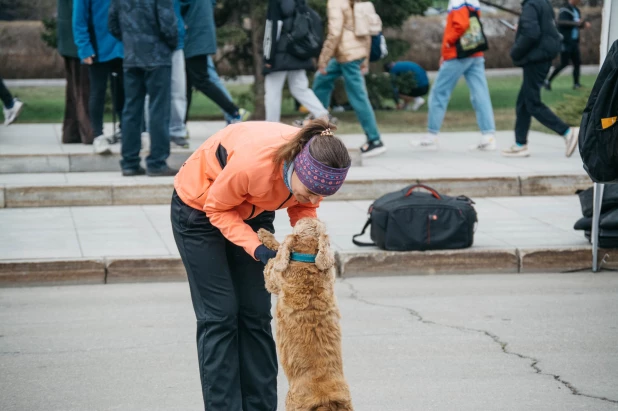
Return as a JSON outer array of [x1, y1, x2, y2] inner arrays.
[[565, 127, 579, 158], [501, 144, 530, 157], [470, 135, 497, 151], [410, 134, 438, 149], [410, 97, 425, 111], [3, 99, 24, 126], [93, 134, 112, 155]]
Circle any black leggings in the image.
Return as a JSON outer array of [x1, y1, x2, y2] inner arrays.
[[170, 191, 278, 410], [185, 54, 239, 119], [548, 47, 581, 85], [0, 77, 14, 108]]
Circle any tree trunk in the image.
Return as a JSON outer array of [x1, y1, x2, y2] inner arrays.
[[248, 2, 266, 120]]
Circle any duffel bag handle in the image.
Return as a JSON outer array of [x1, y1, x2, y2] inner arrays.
[[404, 184, 441, 199], [352, 218, 376, 247]]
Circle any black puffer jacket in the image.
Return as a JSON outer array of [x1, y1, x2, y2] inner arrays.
[[263, 0, 314, 74], [510, 0, 562, 67]]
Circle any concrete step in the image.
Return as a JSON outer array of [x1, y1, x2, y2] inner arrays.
[[0, 171, 592, 208]]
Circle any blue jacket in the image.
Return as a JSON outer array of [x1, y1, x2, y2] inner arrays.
[[73, 0, 123, 62], [180, 0, 217, 58], [390, 62, 429, 88], [174, 0, 186, 50]]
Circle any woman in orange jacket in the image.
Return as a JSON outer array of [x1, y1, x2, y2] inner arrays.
[[171, 118, 351, 410]]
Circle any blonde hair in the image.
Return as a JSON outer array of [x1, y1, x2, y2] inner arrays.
[[273, 118, 351, 169]]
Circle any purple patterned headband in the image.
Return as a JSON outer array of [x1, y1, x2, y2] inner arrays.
[[294, 137, 350, 196]]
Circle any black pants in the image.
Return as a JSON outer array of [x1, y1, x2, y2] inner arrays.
[[88, 58, 124, 137], [515, 61, 569, 145], [548, 46, 581, 85], [0, 77, 14, 108], [62, 57, 93, 144], [185, 54, 238, 119], [171, 191, 278, 411], [401, 84, 430, 98]]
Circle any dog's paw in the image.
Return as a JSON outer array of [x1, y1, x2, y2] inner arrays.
[[258, 229, 280, 251]]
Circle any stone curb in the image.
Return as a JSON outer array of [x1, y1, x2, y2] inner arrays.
[[1, 246, 614, 287], [0, 174, 592, 208]]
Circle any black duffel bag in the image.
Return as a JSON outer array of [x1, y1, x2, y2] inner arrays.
[[352, 184, 477, 251]]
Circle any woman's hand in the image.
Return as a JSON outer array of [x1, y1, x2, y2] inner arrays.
[[255, 245, 277, 265]]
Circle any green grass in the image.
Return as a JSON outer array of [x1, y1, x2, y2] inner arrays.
[[8, 74, 596, 134]]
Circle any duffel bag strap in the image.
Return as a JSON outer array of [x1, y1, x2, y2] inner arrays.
[[405, 184, 442, 199], [352, 218, 376, 247]]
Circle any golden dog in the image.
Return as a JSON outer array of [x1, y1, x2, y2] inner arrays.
[[258, 218, 353, 411]]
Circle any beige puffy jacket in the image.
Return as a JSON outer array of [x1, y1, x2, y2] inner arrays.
[[317, 0, 371, 69]]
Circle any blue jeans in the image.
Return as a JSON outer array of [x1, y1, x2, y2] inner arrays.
[[313, 59, 380, 142], [207, 56, 234, 124], [121, 66, 171, 172], [427, 57, 495, 135]]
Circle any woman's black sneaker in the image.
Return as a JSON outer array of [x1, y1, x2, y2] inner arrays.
[[122, 167, 146, 177], [360, 140, 387, 158], [147, 165, 178, 177]]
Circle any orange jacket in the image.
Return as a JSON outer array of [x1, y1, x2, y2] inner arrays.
[[174, 122, 320, 257], [441, 0, 484, 61]]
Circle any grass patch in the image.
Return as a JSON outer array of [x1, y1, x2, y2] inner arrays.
[[8, 74, 595, 134]]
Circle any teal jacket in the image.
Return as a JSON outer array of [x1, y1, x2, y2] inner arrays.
[[57, 0, 79, 58], [180, 0, 217, 58], [73, 0, 123, 62]]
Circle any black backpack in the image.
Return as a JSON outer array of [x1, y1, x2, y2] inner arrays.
[[352, 184, 477, 251], [286, 0, 323, 60], [578, 39, 618, 184]]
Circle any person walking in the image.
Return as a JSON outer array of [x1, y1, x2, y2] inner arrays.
[[57, 0, 93, 143], [0, 78, 24, 126], [414, 0, 496, 151], [171, 119, 351, 410], [73, 0, 124, 154], [544, 0, 591, 91], [503, 0, 579, 158], [169, 0, 189, 148], [108, 0, 179, 176], [181, 0, 250, 123], [312, 0, 385, 157], [384, 61, 429, 111], [263, 0, 331, 124]]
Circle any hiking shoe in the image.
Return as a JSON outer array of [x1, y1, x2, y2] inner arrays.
[[573, 83, 582, 90], [93, 134, 112, 155], [543, 79, 551, 91], [147, 165, 178, 177], [171, 136, 189, 149], [360, 140, 387, 158], [122, 167, 146, 177], [231, 108, 251, 124], [410, 97, 426, 111], [410, 134, 438, 149], [3, 99, 24, 126], [501, 144, 530, 157], [565, 127, 579, 158], [470, 135, 497, 151]]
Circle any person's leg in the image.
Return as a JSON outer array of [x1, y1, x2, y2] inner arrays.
[[427, 59, 465, 135], [110, 58, 125, 127], [207, 56, 235, 124], [264, 71, 288, 122], [524, 62, 570, 136], [185, 54, 240, 118], [572, 46, 581, 86], [62, 56, 80, 143], [75, 59, 94, 143], [229, 212, 278, 411], [339, 59, 380, 142], [120, 68, 146, 171], [0, 77, 14, 108], [463, 57, 495, 135], [312, 59, 343, 109], [144, 66, 172, 172], [287, 70, 329, 120], [185, 68, 193, 124], [514, 73, 531, 146], [170, 192, 242, 410], [170, 50, 188, 138], [547, 51, 570, 83], [87, 62, 109, 137]]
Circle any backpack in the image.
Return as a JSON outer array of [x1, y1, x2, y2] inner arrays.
[[578, 39, 618, 184], [369, 32, 388, 62], [352, 184, 477, 251], [285, 0, 324, 60], [353, 1, 382, 37]]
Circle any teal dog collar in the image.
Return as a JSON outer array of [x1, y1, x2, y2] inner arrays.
[[290, 252, 316, 263]]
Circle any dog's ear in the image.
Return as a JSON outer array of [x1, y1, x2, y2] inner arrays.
[[273, 235, 294, 272], [315, 232, 335, 271]]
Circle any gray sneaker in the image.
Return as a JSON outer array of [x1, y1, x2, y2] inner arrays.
[[3, 99, 24, 126], [501, 144, 530, 157], [93, 134, 112, 155], [565, 127, 579, 158]]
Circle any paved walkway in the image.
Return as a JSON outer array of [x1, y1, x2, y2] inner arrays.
[[1, 275, 617, 410]]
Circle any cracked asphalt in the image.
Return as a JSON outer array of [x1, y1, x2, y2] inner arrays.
[[1, 273, 617, 411]]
